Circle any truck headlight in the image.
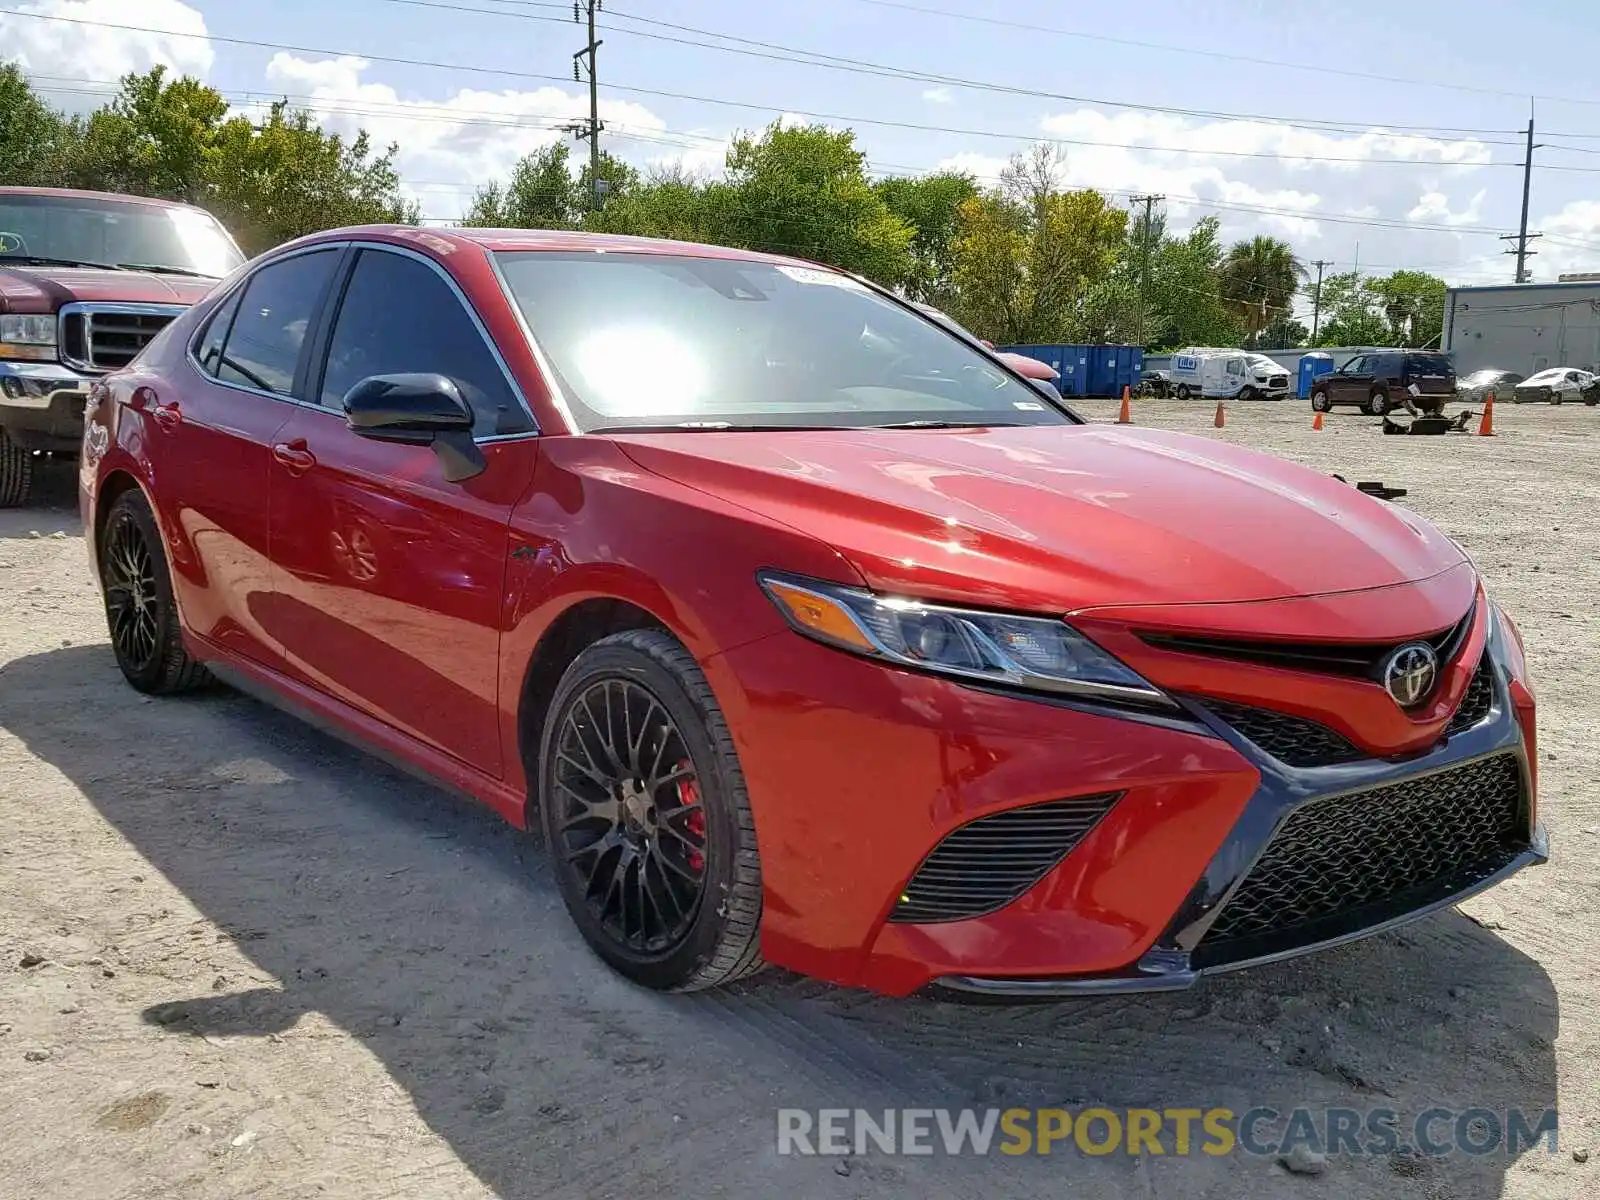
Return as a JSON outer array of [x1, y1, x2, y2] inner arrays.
[[0, 314, 58, 362], [759, 571, 1173, 707]]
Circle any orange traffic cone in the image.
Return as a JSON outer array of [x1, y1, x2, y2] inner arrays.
[[1478, 391, 1496, 437], [1116, 385, 1132, 424], [1312, 410, 1324, 431], [1213, 401, 1226, 428]]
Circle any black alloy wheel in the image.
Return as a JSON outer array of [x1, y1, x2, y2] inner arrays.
[[539, 629, 764, 991], [99, 490, 211, 694]]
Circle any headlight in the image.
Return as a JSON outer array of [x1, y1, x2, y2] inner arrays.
[[759, 571, 1172, 706], [0, 314, 58, 362]]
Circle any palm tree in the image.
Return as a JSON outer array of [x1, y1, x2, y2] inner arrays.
[[1217, 236, 1307, 347]]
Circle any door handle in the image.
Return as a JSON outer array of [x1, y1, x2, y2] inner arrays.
[[151, 401, 182, 431], [272, 440, 317, 475]]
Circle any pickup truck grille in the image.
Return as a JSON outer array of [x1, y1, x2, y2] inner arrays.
[[58, 303, 186, 374], [1268, 374, 1289, 389]]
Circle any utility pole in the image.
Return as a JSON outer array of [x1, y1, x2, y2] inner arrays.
[[1309, 259, 1332, 341], [1130, 193, 1163, 347], [1500, 113, 1542, 283], [569, 1, 605, 211]]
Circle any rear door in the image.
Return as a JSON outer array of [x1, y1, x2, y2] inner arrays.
[[154, 247, 344, 671], [264, 244, 539, 778]]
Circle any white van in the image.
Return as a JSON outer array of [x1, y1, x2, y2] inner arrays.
[[1168, 349, 1291, 401]]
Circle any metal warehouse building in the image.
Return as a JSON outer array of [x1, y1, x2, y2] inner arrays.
[[1443, 280, 1600, 377]]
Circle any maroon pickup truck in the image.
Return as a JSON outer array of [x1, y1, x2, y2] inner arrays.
[[0, 187, 243, 506]]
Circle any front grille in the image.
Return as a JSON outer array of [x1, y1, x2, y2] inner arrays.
[[1199, 698, 1364, 768], [1269, 374, 1289, 388], [59, 305, 183, 373], [1195, 753, 1525, 965], [1445, 654, 1495, 736], [890, 794, 1120, 923], [1142, 607, 1472, 678]]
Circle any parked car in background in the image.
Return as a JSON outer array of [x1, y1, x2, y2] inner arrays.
[[1308, 350, 1456, 415], [1168, 349, 1290, 401], [1456, 368, 1524, 405], [82, 226, 1544, 998], [1136, 368, 1172, 398], [0, 187, 243, 506], [1512, 367, 1597, 405]]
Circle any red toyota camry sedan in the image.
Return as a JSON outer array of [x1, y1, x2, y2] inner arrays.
[[79, 226, 1545, 997]]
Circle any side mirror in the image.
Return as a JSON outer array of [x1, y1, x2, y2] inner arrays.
[[343, 373, 485, 482]]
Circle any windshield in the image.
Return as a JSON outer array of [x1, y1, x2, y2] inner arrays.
[[494, 250, 1074, 431], [0, 194, 243, 277]]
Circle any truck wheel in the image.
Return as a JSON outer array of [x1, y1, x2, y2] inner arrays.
[[1176, 384, 1193, 401], [1310, 389, 1331, 413], [1365, 390, 1391, 415], [1239, 385, 1258, 402], [0, 428, 34, 508]]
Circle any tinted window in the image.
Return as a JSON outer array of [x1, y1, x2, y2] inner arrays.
[[320, 249, 530, 437], [1405, 354, 1452, 375], [194, 289, 242, 377], [218, 250, 340, 395], [494, 250, 1073, 432], [1341, 355, 1369, 373]]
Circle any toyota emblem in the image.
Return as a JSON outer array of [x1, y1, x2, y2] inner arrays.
[[1381, 642, 1439, 708]]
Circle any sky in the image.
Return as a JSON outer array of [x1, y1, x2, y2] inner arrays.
[[5, 0, 1600, 306]]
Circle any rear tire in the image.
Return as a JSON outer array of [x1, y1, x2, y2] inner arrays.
[[0, 428, 34, 508], [1176, 384, 1193, 401], [539, 629, 765, 992], [1310, 390, 1331, 413], [98, 489, 212, 694]]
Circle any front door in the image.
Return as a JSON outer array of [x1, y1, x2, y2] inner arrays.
[[264, 245, 539, 778], [151, 247, 344, 672], [1329, 354, 1372, 404]]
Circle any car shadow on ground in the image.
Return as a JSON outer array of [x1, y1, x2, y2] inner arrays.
[[0, 643, 1561, 1199]]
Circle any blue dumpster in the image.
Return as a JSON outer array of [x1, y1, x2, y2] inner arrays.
[[1298, 352, 1335, 400], [996, 344, 1144, 397]]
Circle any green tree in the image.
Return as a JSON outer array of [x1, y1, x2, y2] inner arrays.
[[59, 67, 228, 202], [1143, 217, 1240, 350], [1311, 270, 1389, 346], [699, 121, 914, 285], [464, 143, 579, 229], [1367, 269, 1448, 347], [1256, 312, 1310, 349], [946, 146, 1127, 343], [0, 65, 72, 185], [1218, 235, 1306, 346], [585, 163, 709, 241], [209, 102, 416, 255], [873, 171, 979, 305]]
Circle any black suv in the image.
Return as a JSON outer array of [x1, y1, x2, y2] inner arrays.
[[1309, 351, 1456, 415]]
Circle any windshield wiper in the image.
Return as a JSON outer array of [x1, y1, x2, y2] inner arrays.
[[115, 262, 217, 278], [0, 254, 126, 271], [588, 421, 852, 434], [874, 419, 1001, 429]]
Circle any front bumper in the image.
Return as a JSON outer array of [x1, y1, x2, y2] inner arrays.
[[0, 360, 92, 453], [710, 603, 1542, 997]]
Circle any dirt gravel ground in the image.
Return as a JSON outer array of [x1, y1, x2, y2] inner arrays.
[[1, 397, 1597, 1199]]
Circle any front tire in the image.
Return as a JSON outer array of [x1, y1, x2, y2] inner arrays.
[[1239, 385, 1258, 402], [0, 428, 34, 508], [1310, 389, 1331, 412], [1176, 384, 1193, 401], [98, 490, 212, 694], [1365, 389, 1391, 415], [539, 629, 765, 992]]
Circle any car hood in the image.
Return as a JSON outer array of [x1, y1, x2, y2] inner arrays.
[[613, 423, 1467, 612], [0, 264, 216, 311]]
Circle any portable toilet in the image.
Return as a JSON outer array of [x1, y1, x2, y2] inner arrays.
[[1298, 352, 1335, 400]]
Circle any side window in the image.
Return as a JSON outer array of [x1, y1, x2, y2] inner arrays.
[[1342, 355, 1366, 374], [217, 250, 341, 395], [319, 249, 531, 438], [193, 288, 242, 377]]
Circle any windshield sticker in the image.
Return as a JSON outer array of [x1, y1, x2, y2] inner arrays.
[[777, 265, 867, 290], [1013, 401, 1046, 410]]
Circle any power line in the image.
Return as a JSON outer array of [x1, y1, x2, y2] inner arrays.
[[845, 0, 1600, 110], [370, 0, 1534, 142]]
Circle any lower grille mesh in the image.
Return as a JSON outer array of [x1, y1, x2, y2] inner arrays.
[[1197, 753, 1525, 961], [1200, 699, 1365, 768], [891, 794, 1120, 924]]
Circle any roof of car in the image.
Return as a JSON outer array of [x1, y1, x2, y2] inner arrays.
[[300, 224, 828, 270], [0, 186, 209, 212]]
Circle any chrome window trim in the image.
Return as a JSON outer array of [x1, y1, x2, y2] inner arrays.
[[183, 242, 347, 412], [59, 300, 189, 374], [340, 240, 539, 440]]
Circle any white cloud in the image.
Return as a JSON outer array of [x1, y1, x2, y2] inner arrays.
[[1406, 189, 1486, 226], [1529, 199, 1600, 281], [2, 0, 213, 110], [260, 54, 672, 219], [922, 87, 953, 105]]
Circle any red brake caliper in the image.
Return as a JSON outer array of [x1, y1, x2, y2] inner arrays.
[[675, 758, 705, 872]]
